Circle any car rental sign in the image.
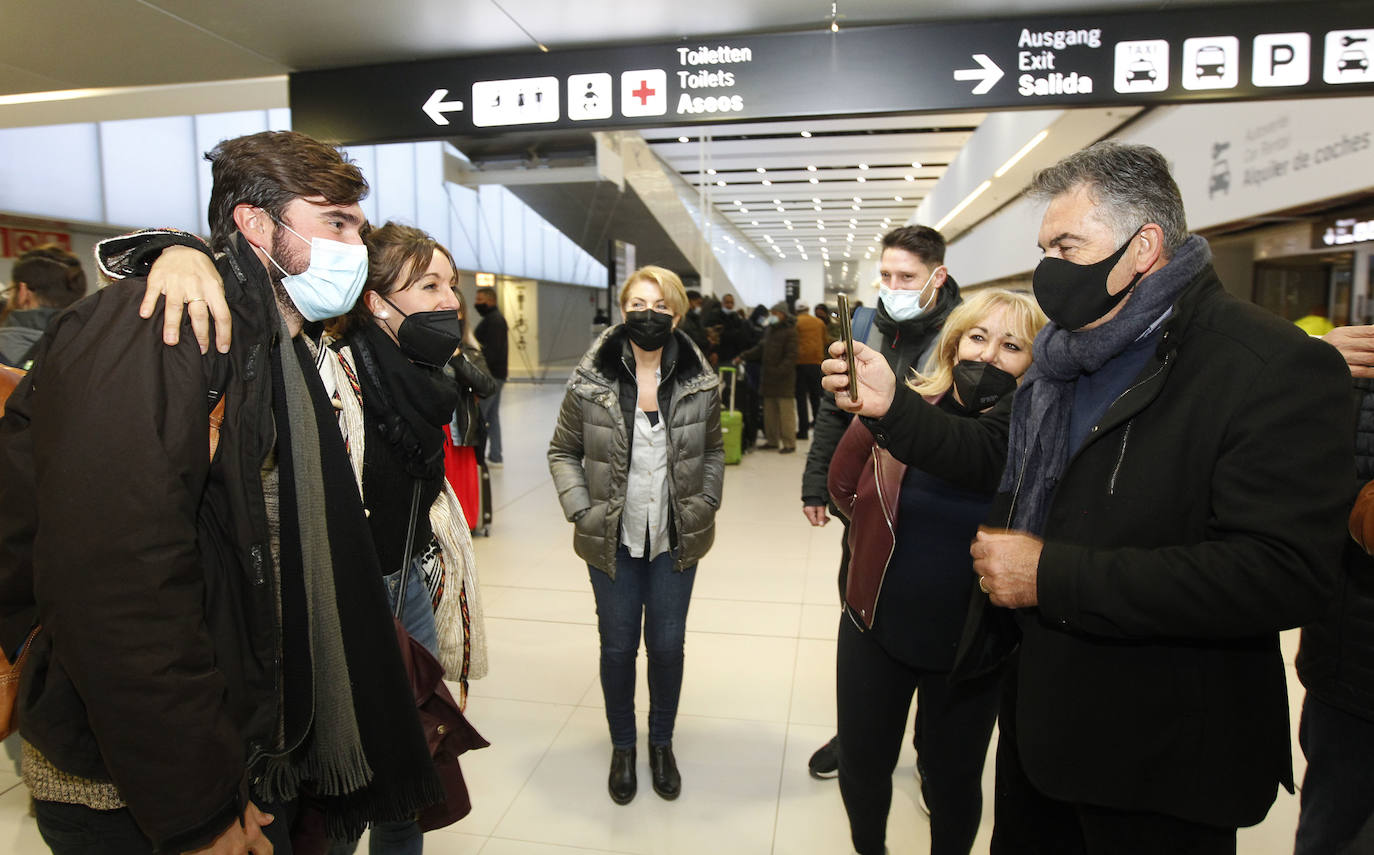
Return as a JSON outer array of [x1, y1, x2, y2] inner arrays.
[[290, 0, 1374, 144]]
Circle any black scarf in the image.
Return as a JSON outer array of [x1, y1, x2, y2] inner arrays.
[[349, 322, 458, 481], [999, 235, 1212, 535], [268, 333, 443, 839]]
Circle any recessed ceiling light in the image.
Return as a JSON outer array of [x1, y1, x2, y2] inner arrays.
[[911, 161, 922, 169], [812, 198, 821, 204], [776, 206, 784, 212], [859, 163, 869, 170], [678, 136, 689, 143], [707, 168, 716, 175], [853, 196, 861, 203], [809, 177, 818, 184], [733, 200, 742, 206], [741, 207, 749, 213], [801, 130, 812, 138], [751, 220, 759, 225], [894, 195, 902, 201], [820, 237, 828, 243], [787, 224, 794, 230], [856, 176, 866, 183], [905, 174, 915, 182], [852, 204, 860, 210], [807, 165, 817, 172], [814, 205, 822, 211], [784, 219, 792, 225], [716, 180, 725, 186], [763, 179, 772, 186], [773, 199, 782, 205], [756, 167, 766, 173]]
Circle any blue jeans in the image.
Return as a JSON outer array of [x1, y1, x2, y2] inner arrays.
[[1295, 693, 1374, 855], [478, 379, 504, 463], [588, 545, 696, 748], [329, 819, 423, 855], [384, 558, 439, 659]]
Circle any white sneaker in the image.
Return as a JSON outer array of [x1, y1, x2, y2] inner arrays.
[[487, 460, 503, 469]]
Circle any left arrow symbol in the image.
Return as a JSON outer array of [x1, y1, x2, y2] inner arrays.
[[423, 89, 464, 125], [953, 54, 1004, 95]]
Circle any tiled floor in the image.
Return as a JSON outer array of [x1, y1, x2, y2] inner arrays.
[[1, 380, 1309, 854]]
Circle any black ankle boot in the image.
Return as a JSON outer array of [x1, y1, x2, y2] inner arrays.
[[608, 746, 636, 805], [649, 743, 681, 800]]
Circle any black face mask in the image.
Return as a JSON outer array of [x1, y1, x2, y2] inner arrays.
[[624, 309, 674, 351], [951, 360, 1019, 413], [474, 302, 496, 317], [1033, 228, 1145, 331], [382, 295, 463, 368]]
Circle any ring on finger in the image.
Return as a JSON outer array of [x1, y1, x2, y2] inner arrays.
[[185, 296, 206, 304]]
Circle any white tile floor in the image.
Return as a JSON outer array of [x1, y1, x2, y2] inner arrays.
[[1, 380, 1309, 854]]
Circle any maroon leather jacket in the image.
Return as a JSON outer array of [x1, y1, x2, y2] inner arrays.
[[828, 417, 906, 628]]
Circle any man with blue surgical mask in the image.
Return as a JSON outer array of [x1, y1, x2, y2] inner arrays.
[[800, 224, 962, 781], [0, 131, 441, 855]]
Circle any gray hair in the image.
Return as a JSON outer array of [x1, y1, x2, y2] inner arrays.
[[1028, 141, 1188, 256]]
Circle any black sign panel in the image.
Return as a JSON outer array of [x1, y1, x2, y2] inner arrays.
[[291, 1, 1374, 145]]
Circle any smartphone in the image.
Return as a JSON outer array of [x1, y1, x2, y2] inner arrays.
[[836, 294, 860, 406]]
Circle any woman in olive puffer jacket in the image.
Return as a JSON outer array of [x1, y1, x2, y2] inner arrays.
[[548, 265, 723, 808]]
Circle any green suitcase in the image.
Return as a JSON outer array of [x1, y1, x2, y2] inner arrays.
[[719, 367, 743, 465]]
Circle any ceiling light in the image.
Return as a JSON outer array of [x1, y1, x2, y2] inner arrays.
[[994, 129, 1050, 178], [934, 180, 992, 231], [801, 130, 812, 138], [859, 163, 869, 170], [740, 207, 749, 213], [776, 206, 785, 212], [756, 167, 766, 173], [812, 198, 821, 204], [847, 234, 854, 241], [820, 237, 828, 243], [814, 205, 822, 211], [894, 195, 902, 201], [763, 179, 772, 186], [707, 168, 716, 175], [716, 180, 725, 186], [807, 165, 817, 172], [764, 235, 773, 242], [844, 252, 851, 258], [852, 204, 860, 210], [678, 136, 689, 143], [733, 200, 742, 206], [852, 196, 861, 202], [809, 177, 818, 184], [856, 176, 866, 183], [911, 161, 922, 169], [905, 174, 915, 182], [751, 220, 759, 225], [787, 224, 794, 230], [784, 219, 792, 225], [773, 199, 782, 205]]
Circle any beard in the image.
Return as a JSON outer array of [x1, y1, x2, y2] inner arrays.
[[268, 225, 312, 327]]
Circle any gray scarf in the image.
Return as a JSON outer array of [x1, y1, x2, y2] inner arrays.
[[999, 235, 1212, 534], [260, 311, 372, 799]]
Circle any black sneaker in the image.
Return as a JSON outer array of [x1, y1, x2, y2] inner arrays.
[[808, 735, 840, 779]]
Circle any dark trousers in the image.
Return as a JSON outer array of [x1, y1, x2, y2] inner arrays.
[[990, 662, 1236, 855], [1295, 693, 1374, 855], [795, 364, 822, 436], [836, 614, 1002, 855], [588, 545, 697, 748], [742, 363, 763, 447], [36, 798, 297, 855]]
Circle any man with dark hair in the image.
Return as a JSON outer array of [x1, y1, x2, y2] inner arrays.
[[0, 245, 86, 368], [0, 130, 440, 853], [953, 141, 1350, 851], [802, 224, 961, 780], [473, 285, 508, 466], [679, 288, 709, 355]]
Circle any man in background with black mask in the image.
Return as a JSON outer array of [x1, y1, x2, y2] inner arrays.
[[801, 225, 961, 779], [955, 142, 1350, 852], [473, 285, 509, 466]]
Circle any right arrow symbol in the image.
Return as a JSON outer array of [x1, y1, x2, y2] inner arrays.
[[423, 89, 465, 125], [954, 54, 1005, 95]]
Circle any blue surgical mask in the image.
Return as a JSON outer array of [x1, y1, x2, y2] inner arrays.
[[878, 265, 944, 322], [263, 220, 369, 322]]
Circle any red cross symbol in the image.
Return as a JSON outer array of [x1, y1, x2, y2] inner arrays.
[[632, 80, 656, 106]]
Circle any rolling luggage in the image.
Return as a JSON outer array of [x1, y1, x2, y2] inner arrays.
[[720, 366, 743, 465], [442, 425, 494, 536]]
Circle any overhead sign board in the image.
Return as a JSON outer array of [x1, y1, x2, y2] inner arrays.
[[290, 1, 1374, 144]]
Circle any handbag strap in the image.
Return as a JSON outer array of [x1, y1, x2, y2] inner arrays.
[[394, 479, 423, 620]]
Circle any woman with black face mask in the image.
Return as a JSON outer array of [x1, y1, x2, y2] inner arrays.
[[322, 223, 491, 855], [548, 266, 724, 807], [825, 289, 1045, 855]]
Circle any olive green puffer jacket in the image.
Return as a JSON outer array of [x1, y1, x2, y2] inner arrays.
[[548, 326, 723, 576]]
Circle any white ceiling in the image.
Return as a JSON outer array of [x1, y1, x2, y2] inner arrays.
[[2, 0, 1264, 289]]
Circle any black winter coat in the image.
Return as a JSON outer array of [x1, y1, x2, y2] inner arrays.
[[0, 236, 290, 851], [964, 266, 1352, 829], [1296, 379, 1374, 722]]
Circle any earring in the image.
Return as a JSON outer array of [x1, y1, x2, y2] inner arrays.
[[377, 311, 389, 319]]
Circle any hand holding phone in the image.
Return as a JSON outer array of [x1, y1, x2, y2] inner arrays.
[[836, 294, 861, 408]]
